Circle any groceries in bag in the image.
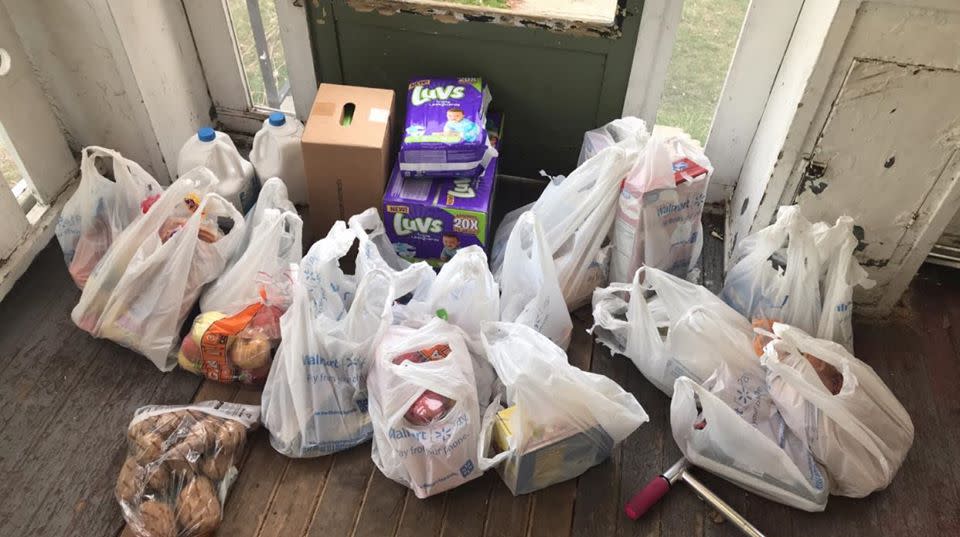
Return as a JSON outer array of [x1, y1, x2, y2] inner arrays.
[[498, 211, 572, 349], [671, 369, 830, 512], [720, 205, 822, 336], [201, 205, 302, 315], [250, 112, 308, 205], [399, 77, 497, 178], [391, 244, 499, 408], [56, 146, 162, 288], [591, 266, 753, 396], [349, 208, 437, 301], [491, 134, 642, 309], [177, 127, 256, 212], [480, 322, 649, 494], [812, 217, 875, 352], [116, 402, 259, 537], [178, 296, 284, 385], [72, 169, 246, 370], [580, 123, 710, 283], [261, 221, 395, 457], [761, 323, 914, 498], [369, 319, 483, 498]]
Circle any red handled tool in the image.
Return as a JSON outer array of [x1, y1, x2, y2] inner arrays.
[[625, 458, 766, 537]]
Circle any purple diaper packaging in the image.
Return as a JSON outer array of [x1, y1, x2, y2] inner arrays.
[[399, 77, 497, 178], [385, 112, 504, 267]]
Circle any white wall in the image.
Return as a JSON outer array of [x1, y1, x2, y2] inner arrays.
[[2, 0, 212, 183]]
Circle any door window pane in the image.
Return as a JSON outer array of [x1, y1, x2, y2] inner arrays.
[[656, 0, 750, 143], [225, 0, 294, 113]]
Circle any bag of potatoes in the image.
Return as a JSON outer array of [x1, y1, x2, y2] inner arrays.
[[116, 401, 260, 537]]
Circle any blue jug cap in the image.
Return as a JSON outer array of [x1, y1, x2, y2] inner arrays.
[[268, 112, 286, 127], [197, 127, 216, 142]]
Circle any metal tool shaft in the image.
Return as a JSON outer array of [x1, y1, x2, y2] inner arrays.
[[680, 471, 766, 537]]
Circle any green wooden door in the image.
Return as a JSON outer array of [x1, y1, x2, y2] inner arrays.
[[307, 0, 644, 178]]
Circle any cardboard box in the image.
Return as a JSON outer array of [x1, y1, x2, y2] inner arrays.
[[492, 406, 614, 495], [382, 112, 503, 267], [302, 83, 395, 239]]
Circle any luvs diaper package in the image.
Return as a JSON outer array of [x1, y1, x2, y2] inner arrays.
[[384, 113, 503, 267], [399, 77, 496, 177]]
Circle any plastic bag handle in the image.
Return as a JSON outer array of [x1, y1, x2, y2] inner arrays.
[[476, 397, 512, 471]]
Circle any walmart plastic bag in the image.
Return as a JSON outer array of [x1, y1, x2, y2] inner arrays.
[[721, 205, 823, 335], [56, 146, 162, 288], [349, 208, 436, 301], [591, 266, 753, 396], [261, 222, 394, 457], [499, 211, 572, 349], [672, 369, 830, 511], [491, 137, 641, 309], [72, 169, 245, 370], [812, 217, 874, 352], [479, 322, 648, 494], [176, 208, 302, 384], [598, 126, 711, 283], [369, 318, 483, 498], [200, 207, 302, 315], [762, 323, 914, 497], [392, 245, 500, 407]]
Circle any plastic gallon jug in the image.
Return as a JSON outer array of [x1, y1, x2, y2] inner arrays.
[[250, 112, 308, 205], [178, 127, 257, 212]]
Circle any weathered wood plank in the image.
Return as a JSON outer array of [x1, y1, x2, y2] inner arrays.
[[569, 344, 624, 537], [304, 445, 376, 537], [439, 472, 497, 537], [483, 482, 530, 537], [257, 457, 332, 537], [395, 491, 445, 537], [352, 469, 409, 537]]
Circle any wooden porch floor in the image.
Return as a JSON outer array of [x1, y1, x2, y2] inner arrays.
[[2, 221, 960, 536]]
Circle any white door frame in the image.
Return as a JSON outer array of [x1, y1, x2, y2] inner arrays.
[[623, 0, 810, 205], [184, 0, 316, 133], [0, 1, 78, 299]]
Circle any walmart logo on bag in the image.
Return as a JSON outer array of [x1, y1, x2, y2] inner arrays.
[[459, 459, 475, 478]]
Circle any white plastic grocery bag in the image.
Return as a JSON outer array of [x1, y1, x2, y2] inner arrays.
[[261, 222, 395, 457], [812, 217, 874, 352], [761, 323, 914, 498], [578, 117, 651, 168], [491, 136, 642, 310], [499, 211, 572, 349], [72, 168, 246, 370], [200, 208, 303, 315], [233, 176, 297, 255], [606, 126, 711, 283], [721, 205, 822, 335], [56, 146, 162, 288], [672, 371, 830, 512], [591, 266, 753, 396], [392, 245, 500, 408], [349, 208, 436, 301], [369, 319, 483, 498], [479, 322, 648, 494]]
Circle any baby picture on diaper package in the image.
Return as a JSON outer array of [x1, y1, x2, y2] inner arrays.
[[399, 77, 494, 178]]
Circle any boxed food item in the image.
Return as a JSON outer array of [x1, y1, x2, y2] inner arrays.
[[301, 83, 395, 240], [492, 405, 614, 495], [383, 113, 503, 267], [399, 77, 496, 178]]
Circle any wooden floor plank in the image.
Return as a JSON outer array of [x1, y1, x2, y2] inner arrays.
[[483, 482, 530, 537], [258, 457, 333, 537], [569, 345, 625, 537], [394, 491, 444, 537], [304, 446, 376, 537], [525, 481, 575, 537], [352, 469, 410, 537], [438, 472, 497, 537]]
